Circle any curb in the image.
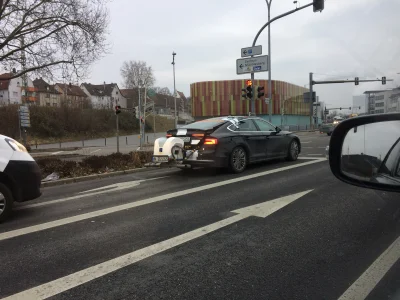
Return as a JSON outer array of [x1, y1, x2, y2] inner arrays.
[[41, 167, 156, 188]]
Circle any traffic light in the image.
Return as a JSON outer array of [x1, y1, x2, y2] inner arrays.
[[241, 88, 247, 100], [340, 107, 342, 110], [135, 106, 139, 118], [115, 105, 121, 115], [382, 76, 386, 85], [313, 0, 324, 12], [257, 86, 265, 98], [355, 77, 359, 85], [246, 85, 253, 99]]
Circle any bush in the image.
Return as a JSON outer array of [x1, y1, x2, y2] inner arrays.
[[36, 151, 153, 179]]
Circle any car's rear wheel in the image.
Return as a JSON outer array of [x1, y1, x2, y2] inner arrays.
[[229, 146, 247, 173], [286, 139, 299, 161], [0, 183, 14, 223]]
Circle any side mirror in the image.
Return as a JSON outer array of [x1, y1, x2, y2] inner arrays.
[[275, 126, 281, 133], [329, 113, 400, 193]]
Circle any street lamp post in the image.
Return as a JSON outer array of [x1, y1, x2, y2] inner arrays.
[[172, 52, 177, 128], [266, 0, 272, 123]]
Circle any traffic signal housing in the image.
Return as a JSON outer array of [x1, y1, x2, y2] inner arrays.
[[241, 88, 247, 100], [382, 76, 386, 85], [355, 77, 359, 85], [257, 86, 265, 99], [246, 85, 253, 99], [115, 105, 121, 115], [313, 0, 324, 12]]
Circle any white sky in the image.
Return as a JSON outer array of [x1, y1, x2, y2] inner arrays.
[[86, 0, 400, 109]]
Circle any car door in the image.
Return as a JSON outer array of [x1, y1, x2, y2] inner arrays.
[[234, 119, 265, 161], [253, 118, 286, 158]]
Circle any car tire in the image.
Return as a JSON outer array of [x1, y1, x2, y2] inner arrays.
[[229, 146, 247, 173], [0, 183, 14, 223], [327, 132, 332, 136], [286, 139, 299, 161]]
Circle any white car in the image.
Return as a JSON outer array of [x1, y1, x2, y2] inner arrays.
[[0, 135, 42, 222]]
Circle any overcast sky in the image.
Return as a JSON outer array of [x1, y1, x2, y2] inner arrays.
[[87, 0, 400, 109]]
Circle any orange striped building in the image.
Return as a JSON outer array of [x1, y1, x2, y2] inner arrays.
[[190, 79, 310, 118]]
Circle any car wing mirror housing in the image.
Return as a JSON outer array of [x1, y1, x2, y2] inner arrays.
[[329, 113, 400, 193]]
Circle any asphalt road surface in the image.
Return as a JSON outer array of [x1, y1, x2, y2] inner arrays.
[[1, 133, 400, 300]]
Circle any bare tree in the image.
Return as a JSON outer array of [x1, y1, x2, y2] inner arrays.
[[120, 60, 155, 89], [153, 86, 171, 95], [0, 0, 110, 81]]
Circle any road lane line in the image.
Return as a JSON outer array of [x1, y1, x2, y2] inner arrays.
[[16, 177, 168, 210], [89, 149, 102, 154], [299, 157, 326, 160], [338, 236, 400, 300], [307, 154, 322, 156], [51, 151, 64, 155], [1, 190, 312, 300], [301, 141, 311, 144], [0, 159, 324, 242]]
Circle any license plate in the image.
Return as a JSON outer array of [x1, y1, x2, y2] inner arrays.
[[178, 136, 190, 142], [153, 156, 169, 162]]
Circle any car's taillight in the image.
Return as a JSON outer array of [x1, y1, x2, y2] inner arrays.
[[204, 138, 218, 145], [166, 134, 172, 138], [192, 133, 204, 138]]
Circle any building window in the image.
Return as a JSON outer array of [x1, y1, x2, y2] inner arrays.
[[13, 91, 18, 96], [46, 93, 50, 98], [17, 82, 20, 86], [46, 103, 50, 106]]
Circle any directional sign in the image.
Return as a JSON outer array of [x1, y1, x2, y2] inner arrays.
[[241, 45, 262, 58], [264, 98, 270, 104], [236, 55, 269, 75], [19, 105, 29, 112], [20, 121, 31, 128], [303, 92, 316, 103], [20, 115, 30, 121]]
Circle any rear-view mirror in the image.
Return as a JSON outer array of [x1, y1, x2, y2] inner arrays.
[[329, 113, 400, 193]]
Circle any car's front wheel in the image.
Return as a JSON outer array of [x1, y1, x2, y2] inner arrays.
[[229, 146, 247, 173], [286, 139, 299, 161], [0, 183, 14, 223]]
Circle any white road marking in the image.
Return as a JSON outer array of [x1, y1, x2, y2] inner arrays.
[[51, 151, 64, 155], [299, 157, 327, 160], [2, 190, 313, 300], [302, 147, 313, 149], [338, 236, 400, 300], [89, 149, 102, 154], [1, 159, 324, 242], [301, 141, 311, 144], [16, 177, 168, 210], [307, 154, 323, 156], [318, 147, 327, 149]]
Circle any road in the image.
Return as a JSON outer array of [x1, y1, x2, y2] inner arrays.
[[1, 132, 399, 300]]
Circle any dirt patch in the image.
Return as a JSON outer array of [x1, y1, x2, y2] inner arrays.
[[36, 151, 153, 179]]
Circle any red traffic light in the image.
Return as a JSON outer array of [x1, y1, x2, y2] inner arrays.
[[246, 80, 252, 86], [115, 105, 121, 114]]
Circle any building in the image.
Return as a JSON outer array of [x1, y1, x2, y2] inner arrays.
[[0, 72, 37, 105], [54, 83, 89, 108], [364, 88, 400, 114], [81, 82, 127, 109], [190, 79, 310, 126], [33, 78, 62, 107], [352, 95, 368, 114]]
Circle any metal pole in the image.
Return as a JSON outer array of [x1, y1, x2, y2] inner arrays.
[[309, 72, 313, 130], [251, 73, 255, 115], [153, 102, 156, 139], [17, 109, 22, 141], [144, 87, 147, 144], [267, 0, 272, 122], [116, 114, 119, 153], [172, 52, 177, 128], [138, 85, 142, 148]]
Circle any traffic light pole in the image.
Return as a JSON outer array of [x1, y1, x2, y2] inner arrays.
[[116, 114, 119, 153], [309, 72, 313, 130], [250, 1, 314, 116]]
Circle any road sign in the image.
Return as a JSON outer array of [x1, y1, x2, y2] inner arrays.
[[147, 88, 156, 97], [19, 105, 29, 112], [20, 115, 30, 121], [313, 103, 321, 106], [241, 45, 262, 58], [264, 98, 270, 104], [303, 92, 316, 103], [236, 55, 269, 75], [20, 120, 31, 127]]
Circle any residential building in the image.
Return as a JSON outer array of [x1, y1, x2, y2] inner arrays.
[[33, 78, 62, 107], [54, 83, 89, 108], [0, 72, 37, 105], [81, 82, 127, 109]]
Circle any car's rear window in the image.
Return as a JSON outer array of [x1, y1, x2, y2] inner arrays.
[[181, 118, 227, 130]]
